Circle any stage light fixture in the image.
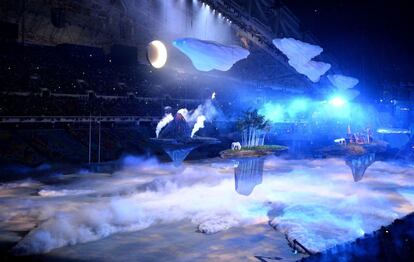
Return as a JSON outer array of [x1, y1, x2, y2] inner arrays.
[[147, 40, 168, 69]]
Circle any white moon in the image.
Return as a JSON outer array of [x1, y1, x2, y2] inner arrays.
[[147, 40, 168, 69]]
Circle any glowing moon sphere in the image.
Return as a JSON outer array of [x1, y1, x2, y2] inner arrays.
[[147, 40, 168, 69]]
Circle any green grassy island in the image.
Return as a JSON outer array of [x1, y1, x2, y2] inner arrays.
[[220, 145, 288, 159]]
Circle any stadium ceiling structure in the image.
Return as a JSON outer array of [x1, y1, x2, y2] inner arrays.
[[0, 0, 337, 93]]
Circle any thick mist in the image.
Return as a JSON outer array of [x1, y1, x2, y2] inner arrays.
[[0, 156, 413, 254]]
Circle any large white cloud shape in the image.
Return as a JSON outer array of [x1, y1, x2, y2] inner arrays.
[[273, 37, 323, 64], [328, 74, 360, 90], [273, 38, 331, 83], [288, 59, 331, 83], [172, 38, 250, 72]]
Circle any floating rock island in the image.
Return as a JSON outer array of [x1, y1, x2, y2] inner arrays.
[[317, 140, 387, 157], [219, 145, 288, 196], [220, 145, 288, 159]]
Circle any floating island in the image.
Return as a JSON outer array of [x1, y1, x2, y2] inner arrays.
[[220, 145, 288, 159], [345, 152, 376, 182], [150, 136, 220, 148], [317, 140, 387, 157]]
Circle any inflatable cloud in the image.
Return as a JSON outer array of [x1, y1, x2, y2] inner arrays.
[[288, 60, 331, 83], [273, 37, 331, 83], [328, 74, 359, 90], [273, 38, 323, 64], [342, 89, 360, 100], [328, 74, 360, 100], [172, 38, 250, 72]]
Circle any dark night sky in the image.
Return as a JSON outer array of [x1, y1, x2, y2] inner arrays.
[[284, 0, 414, 96]]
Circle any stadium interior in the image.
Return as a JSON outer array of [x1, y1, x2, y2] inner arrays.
[[0, 0, 414, 261]]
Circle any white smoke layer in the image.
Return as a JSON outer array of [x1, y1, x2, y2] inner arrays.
[[1, 157, 412, 254], [197, 215, 239, 234], [273, 37, 331, 82], [155, 113, 173, 138], [38, 189, 94, 197], [177, 108, 189, 120], [189, 99, 218, 123], [175, 99, 218, 136], [191, 115, 206, 138]]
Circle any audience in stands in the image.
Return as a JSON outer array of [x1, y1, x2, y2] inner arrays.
[[0, 43, 217, 117]]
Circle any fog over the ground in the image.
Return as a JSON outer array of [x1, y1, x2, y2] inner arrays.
[[0, 156, 413, 254]]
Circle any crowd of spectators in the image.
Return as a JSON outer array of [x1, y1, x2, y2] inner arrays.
[[0, 42, 225, 98], [0, 42, 215, 117], [0, 43, 151, 96], [0, 95, 165, 117]]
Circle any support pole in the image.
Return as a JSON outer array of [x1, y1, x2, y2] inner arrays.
[[21, 0, 26, 45], [88, 115, 92, 164], [98, 117, 101, 163]]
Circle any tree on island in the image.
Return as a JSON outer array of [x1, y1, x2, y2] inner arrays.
[[236, 109, 270, 148]]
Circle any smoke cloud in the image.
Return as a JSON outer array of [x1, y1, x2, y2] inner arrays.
[[157, 97, 219, 137], [191, 115, 206, 137], [155, 113, 174, 138], [1, 157, 412, 255]]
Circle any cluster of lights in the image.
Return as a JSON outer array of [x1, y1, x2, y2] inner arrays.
[[379, 99, 398, 104], [200, 1, 232, 24]]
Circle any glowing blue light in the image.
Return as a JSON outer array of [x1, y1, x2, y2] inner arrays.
[[377, 128, 410, 134], [290, 98, 308, 111], [286, 98, 309, 118], [258, 103, 284, 123], [329, 97, 347, 107]]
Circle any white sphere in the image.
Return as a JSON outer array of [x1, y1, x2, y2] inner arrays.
[[147, 40, 167, 69]]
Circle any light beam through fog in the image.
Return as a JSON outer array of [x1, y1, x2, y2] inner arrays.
[[0, 156, 413, 254]]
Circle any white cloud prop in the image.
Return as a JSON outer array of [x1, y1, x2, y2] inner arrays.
[[342, 89, 361, 100], [288, 59, 331, 83], [273, 38, 331, 82], [172, 38, 250, 72], [328, 74, 359, 90], [273, 38, 323, 64]]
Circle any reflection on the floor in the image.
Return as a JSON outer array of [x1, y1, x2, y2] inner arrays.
[[234, 158, 264, 196]]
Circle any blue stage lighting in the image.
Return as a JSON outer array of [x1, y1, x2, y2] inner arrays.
[[290, 98, 308, 111], [259, 102, 284, 123], [329, 97, 347, 107], [286, 98, 309, 118]]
